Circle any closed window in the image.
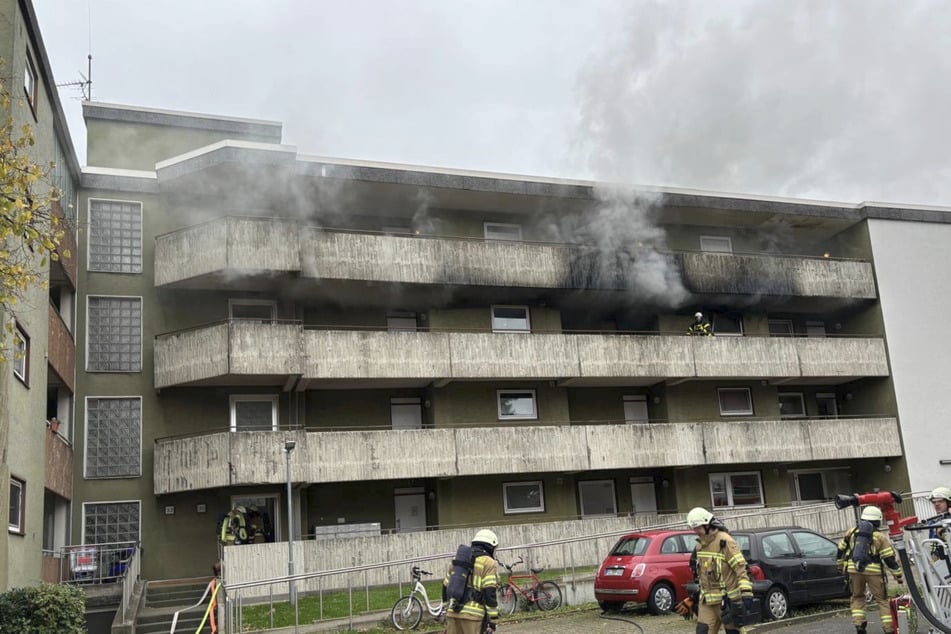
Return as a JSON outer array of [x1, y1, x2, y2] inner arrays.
[[623, 395, 649, 424], [12, 323, 29, 384], [9, 478, 25, 533], [710, 472, 763, 508], [86, 296, 142, 372], [497, 389, 537, 420], [778, 392, 806, 418], [492, 306, 530, 333], [484, 222, 522, 241], [805, 321, 826, 337], [88, 200, 143, 273], [718, 388, 753, 416], [578, 480, 617, 518], [700, 235, 733, 253], [24, 52, 37, 110], [230, 395, 278, 431], [503, 481, 545, 514], [83, 501, 140, 545], [792, 530, 837, 558], [85, 397, 142, 478]]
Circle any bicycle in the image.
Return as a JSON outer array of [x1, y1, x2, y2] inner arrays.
[[496, 555, 563, 615], [390, 565, 446, 630]]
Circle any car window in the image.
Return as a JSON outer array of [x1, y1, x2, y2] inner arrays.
[[609, 536, 649, 556], [734, 534, 752, 560], [661, 536, 682, 554], [792, 530, 837, 558], [761, 533, 797, 558]]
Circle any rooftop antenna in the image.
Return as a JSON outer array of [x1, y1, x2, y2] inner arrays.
[[54, 2, 92, 100]]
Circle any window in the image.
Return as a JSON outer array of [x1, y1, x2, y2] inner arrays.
[[12, 323, 29, 384], [497, 389, 537, 420], [768, 319, 794, 337], [816, 393, 838, 418], [805, 321, 826, 337], [623, 395, 649, 424], [578, 480, 617, 518], [230, 395, 278, 431], [87, 200, 143, 273], [85, 397, 142, 478], [778, 392, 806, 418], [229, 299, 276, 322], [86, 296, 142, 372], [503, 481, 545, 514], [700, 235, 733, 253], [83, 501, 140, 545], [484, 222, 522, 241], [386, 312, 417, 332], [491, 306, 530, 333], [761, 532, 796, 558], [718, 388, 753, 416], [792, 530, 837, 558], [709, 472, 764, 508], [661, 535, 690, 554], [23, 52, 37, 110], [792, 468, 850, 503], [713, 314, 744, 336], [9, 478, 25, 533]]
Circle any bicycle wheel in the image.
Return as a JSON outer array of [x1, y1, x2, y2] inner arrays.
[[390, 595, 423, 630], [535, 581, 562, 611], [497, 585, 519, 616]]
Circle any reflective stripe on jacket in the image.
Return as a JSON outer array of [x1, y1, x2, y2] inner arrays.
[[836, 527, 902, 576], [694, 530, 752, 605]]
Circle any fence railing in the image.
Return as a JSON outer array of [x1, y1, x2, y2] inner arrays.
[[52, 541, 139, 585]]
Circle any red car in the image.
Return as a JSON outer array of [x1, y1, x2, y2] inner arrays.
[[594, 529, 696, 613]]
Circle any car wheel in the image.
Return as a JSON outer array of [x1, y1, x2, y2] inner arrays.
[[598, 600, 624, 612], [647, 582, 675, 615], [764, 586, 789, 620]]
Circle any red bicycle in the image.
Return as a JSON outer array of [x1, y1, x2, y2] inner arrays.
[[496, 555, 562, 615]]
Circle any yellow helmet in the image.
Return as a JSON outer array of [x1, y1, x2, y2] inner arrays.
[[860, 505, 883, 522], [472, 529, 499, 548], [686, 507, 714, 528], [930, 487, 951, 503]]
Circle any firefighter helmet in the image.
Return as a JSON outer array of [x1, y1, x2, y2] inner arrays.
[[687, 507, 714, 528], [694, 312, 703, 320], [472, 529, 499, 548], [931, 487, 951, 503], [860, 505, 883, 522]]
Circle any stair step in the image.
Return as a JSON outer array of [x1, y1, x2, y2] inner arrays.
[[135, 615, 205, 634]]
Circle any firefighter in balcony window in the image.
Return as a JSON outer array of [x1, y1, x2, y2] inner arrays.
[[686, 507, 753, 634], [836, 505, 903, 634], [687, 312, 713, 336]]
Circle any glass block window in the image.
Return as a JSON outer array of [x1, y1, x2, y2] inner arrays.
[[88, 200, 143, 273], [86, 296, 142, 372], [85, 398, 142, 478], [83, 501, 140, 545]]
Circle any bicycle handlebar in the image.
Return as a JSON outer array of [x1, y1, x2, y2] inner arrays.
[[498, 555, 524, 572], [411, 565, 433, 577]]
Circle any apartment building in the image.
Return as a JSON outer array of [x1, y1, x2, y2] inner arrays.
[[0, 0, 80, 589], [69, 100, 921, 581]]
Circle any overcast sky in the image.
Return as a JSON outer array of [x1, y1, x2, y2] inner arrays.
[[35, 0, 951, 207]]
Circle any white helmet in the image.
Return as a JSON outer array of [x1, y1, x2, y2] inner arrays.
[[930, 487, 951, 503], [860, 505, 883, 522], [686, 507, 714, 528], [694, 312, 703, 319], [472, 529, 499, 548]]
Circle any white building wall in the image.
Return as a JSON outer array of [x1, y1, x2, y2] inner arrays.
[[868, 218, 951, 492]]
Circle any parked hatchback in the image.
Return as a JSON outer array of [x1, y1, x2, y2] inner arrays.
[[594, 529, 696, 613], [686, 526, 848, 620]]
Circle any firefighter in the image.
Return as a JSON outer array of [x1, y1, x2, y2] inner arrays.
[[926, 487, 951, 573], [442, 529, 500, 634], [836, 505, 903, 634], [687, 312, 713, 336], [687, 507, 753, 634]]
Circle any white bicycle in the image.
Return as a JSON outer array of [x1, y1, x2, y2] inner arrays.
[[390, 565, 446, 630]]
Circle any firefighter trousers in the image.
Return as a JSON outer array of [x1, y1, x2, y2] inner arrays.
[[445, 614, 484, 634], [849, 572, 893, 633], [697, 600, 744, 634]]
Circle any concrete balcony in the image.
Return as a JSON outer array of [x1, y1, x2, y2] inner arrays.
[[154, 217, 877, 299], [47, 302, 75, 391], [154, 323, 889, 388], [153, 416, 900, 494]]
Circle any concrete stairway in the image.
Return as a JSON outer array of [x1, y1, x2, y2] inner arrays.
[[134, 577, 215, 634]]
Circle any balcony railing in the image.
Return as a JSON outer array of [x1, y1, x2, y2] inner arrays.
[[45, 428, 72, 500], [47, 302, 75, 391], [153, 417, 900, 494], [154, 217, 876, 298], [154, 323, 889, 388]]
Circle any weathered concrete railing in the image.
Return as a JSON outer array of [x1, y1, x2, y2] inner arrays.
[[154, 417, 900, 494]]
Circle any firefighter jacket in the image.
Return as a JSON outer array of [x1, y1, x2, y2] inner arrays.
[[687, 321, 712, 336], [694, 530, 753, 605], [836, 527, 903, 578], [443, 551, 499, 621]]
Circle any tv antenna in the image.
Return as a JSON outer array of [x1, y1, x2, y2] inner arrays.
[[56, 54, 92, 101]]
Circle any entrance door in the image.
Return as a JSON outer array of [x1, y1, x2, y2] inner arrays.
[[623, 395, 649, 424], [394, 488, 427, 533], [629, 477, 658, 515], [391, 398, 422, 430]]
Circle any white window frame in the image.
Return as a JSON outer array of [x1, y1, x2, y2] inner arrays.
[[578, 479, 618, 518], [228, 299, 277, 321], [24, 51, 37, 109], [497, 389, 538, 421], [86, 198, 144, 274], [83, 396, 143, 479], [718, 387, 753, 416], [503, 480, 545, 514], [9, 477, 24, 533], [85, 295, 143, 373], [12, 323, 28, 383], [709, 471, 764, 509], [816, 392, 839, 418], [484, 222, 523, 242], [491, 305, 531, 333], [768, 319, 794, 337], [230, 395, 279, 432], [81, 500, 141, 544], [700, 235, 733, 253], [778, 392, 806, 418], [713, 314, 744, 337]]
